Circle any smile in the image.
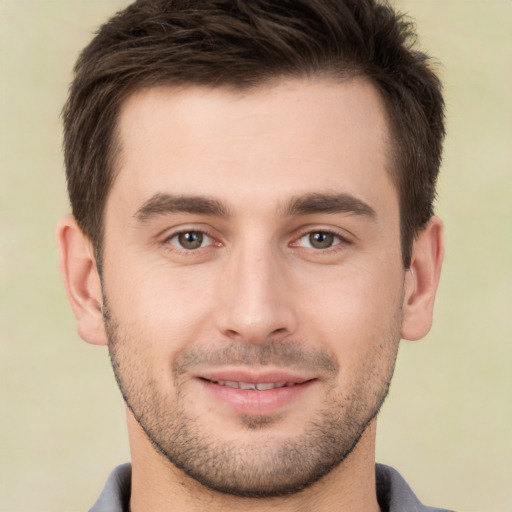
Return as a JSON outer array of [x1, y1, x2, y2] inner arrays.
[[200, 376, 316, 415], [208, 380, 298, 390]]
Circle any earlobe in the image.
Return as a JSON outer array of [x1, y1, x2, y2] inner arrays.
[[401, 216, 444, 341], [56, 216, 108, 346]]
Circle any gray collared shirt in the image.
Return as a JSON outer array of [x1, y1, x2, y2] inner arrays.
[[89, 463, 454, 512]]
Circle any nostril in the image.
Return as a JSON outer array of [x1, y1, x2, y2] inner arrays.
[[225, 329, 242, 339]]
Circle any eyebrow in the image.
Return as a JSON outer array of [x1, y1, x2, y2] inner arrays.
[[282, 193, 376, 219], [133, 191, 376, 223], [134, 193, 230, 222]]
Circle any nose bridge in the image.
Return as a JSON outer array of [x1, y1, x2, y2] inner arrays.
[[215, 237, 296, 344]]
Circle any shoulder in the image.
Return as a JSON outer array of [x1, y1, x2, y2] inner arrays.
[[376, 464, 455, 512], [88, 463, 132, 512]]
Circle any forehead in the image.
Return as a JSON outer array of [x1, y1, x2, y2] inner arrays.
[[111, 78, 396, 216]]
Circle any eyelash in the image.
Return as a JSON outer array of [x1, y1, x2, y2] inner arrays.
[[162, 227, 351, 254], [164, 229, 219, 253], [292, 228, 351, 252]]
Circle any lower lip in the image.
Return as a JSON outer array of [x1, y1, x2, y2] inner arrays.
[[199, 379, 316, 415]]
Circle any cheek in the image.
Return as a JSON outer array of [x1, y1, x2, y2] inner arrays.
[[298, 260, 404, 335], [103, 256, 218, 352], [293, 258, 404, 386]]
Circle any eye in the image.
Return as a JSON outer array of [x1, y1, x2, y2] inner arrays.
[[168, 231, 213, 250], [297, 231, 343, 249]]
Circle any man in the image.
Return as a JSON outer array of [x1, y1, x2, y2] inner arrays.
[[57, 0, 448, 510]]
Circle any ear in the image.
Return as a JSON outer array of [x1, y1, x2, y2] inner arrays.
[[401, 216, 444, 341], [56, 215, 108, 345]]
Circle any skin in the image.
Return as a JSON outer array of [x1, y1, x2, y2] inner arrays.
[[58, 78, 444, 512]]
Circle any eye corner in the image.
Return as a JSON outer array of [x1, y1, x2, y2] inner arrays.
[[293, 229, 349, 250], [161, 228, 222, 254]]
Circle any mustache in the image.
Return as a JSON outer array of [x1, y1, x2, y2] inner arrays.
[[172, 339, 339, 377], [102, 300, 339, 377]]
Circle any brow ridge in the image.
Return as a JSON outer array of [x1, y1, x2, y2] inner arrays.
[[134, 191, 376, 223], [283, 192, 376, 218], [134, 193, 230, 221]]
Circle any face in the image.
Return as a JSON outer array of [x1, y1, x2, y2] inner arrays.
[[102, 79, 405, 496]]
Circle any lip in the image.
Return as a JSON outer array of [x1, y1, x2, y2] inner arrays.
[[196, 370, 317, 416]]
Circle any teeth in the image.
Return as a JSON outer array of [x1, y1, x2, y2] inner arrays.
[[239, 382, 257, 390], [213, 380, 295, 390], [255, 382, 275, 390]]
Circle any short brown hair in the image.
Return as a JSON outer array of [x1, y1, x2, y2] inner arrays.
[[63, 0, 445, 267]]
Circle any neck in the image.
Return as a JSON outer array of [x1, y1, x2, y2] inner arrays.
[[127, 411, 381, 512]]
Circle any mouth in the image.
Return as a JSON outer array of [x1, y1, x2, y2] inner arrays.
[[196, 372, 317, 415], [202, 379, 303, 391]]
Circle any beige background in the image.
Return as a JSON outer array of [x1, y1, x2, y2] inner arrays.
[[1, 1, 511, 510]]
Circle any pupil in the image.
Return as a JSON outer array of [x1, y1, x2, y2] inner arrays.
[[310, 232, 333, 249], [179, 232, 203, 249]]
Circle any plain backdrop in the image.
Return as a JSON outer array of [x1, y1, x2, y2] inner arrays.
[[1, 1, 511, 510]]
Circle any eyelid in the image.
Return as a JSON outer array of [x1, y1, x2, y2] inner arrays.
[[168, 231, 213, 249], [161, 225, 222, 251], [158, 224, 352, 253], [290, 226, 353, 249]]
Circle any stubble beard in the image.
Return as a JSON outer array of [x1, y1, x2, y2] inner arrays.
[[105, 304, 401, 498]]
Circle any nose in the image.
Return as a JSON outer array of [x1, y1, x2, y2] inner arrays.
[[214, 245, 298, 345]]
